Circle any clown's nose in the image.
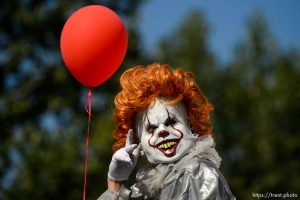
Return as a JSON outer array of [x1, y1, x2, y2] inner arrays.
[[158, 130, 169, 138]]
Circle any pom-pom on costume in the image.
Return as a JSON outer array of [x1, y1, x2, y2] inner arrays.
[[98, 63, 235, 200]]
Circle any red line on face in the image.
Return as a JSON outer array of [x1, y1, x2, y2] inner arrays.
[[166, 108, 184, 141], [146, 114, 156, 148], [170, 125, 183, 140]]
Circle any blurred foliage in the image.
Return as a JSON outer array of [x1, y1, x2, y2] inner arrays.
[[0, 0, 147, 199], [0, 1, 299, 199]]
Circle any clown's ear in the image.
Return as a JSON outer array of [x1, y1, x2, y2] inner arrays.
[[191, 130, 198, 139], [188, 124, 198, 139]]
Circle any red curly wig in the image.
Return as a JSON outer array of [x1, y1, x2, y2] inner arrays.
[[112, 63, 214, 152]]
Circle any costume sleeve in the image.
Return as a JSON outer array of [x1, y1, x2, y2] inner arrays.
[[159, 159, 236, 200], [97, 185, 131, 200]]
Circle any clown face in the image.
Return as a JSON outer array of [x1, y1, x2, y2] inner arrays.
[[135, 98, 198, 164]]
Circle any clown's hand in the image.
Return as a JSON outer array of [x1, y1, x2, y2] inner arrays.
[[108, 129, 141, 182]]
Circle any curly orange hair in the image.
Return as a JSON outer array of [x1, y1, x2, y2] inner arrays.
[[112, 63, 214, 152]]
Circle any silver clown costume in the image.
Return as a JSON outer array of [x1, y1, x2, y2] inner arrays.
[[98, 135, 235, 200]]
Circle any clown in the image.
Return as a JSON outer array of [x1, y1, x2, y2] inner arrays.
[[98, 63, 235, 200]]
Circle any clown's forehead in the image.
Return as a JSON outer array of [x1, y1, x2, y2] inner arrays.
[[137, 98, 187, 125]]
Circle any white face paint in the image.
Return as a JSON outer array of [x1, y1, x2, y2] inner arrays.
[[135, 98, 198, 164]]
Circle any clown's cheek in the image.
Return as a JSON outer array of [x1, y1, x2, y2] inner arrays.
[[147, 138, 155, 148], [141, 136, 154, 151]]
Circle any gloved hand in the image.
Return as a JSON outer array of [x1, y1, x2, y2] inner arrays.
[[108, 129, 141, 182]]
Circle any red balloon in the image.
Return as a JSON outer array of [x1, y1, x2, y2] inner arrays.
[[60, 5, 128, 88]]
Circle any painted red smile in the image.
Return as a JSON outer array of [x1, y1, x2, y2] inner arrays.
[[155, 138, 180, 157]]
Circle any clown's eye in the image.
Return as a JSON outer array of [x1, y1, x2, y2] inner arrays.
[[146, 124, 158, 133], [165, 118, 177, 127]]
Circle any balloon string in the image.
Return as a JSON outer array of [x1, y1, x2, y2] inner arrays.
[[83, 89, 93, 200]]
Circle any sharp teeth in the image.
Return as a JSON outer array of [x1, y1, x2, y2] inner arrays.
[[158, 141, 178, 150]]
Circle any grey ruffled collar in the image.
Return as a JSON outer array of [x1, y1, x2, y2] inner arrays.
[[131, 135, 222, 198], [187, 134, 222, 168]]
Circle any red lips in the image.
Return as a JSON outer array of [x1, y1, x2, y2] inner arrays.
[[155, 138, 180, 157]]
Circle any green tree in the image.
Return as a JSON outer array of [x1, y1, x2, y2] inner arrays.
[[0, 0, 146, 199], [214, 10, 300, 198], [155, 9, 300, 199], [156, 10, 217, 92]]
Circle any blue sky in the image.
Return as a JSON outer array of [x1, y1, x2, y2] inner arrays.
[[139, 0, 300, 63]]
